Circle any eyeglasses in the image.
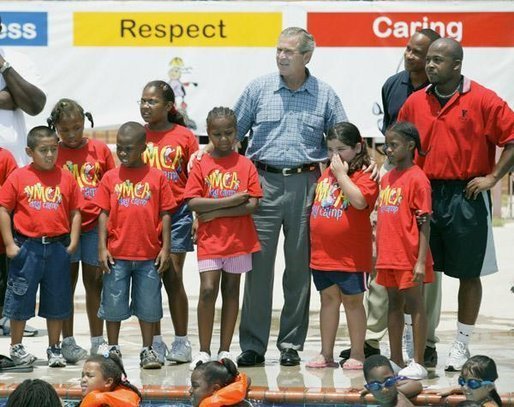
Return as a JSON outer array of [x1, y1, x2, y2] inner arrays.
[[364, 376, 399, 392], [137, 99, 160, 107], [458, 376, 494, 390]]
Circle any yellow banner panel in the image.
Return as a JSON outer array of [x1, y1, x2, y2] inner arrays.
[[74, 12, 282, 47]]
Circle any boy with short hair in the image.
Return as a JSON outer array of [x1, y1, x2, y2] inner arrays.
[[95, 122, 176, 369], [0, 126, 82, 367]]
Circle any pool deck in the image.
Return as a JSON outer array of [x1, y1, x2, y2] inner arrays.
[[1, 222, 513, 405]]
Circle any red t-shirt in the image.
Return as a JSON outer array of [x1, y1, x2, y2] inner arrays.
[[376, 165, 433, 272], [310, 169, 378, 272], [398, 77, 514, 180], [184, 152, 262, 260], [57, 139, 115, 231], [0, 165, 81, 237], [94, 165, 177, 260], [0, 148, 17, 253], [143, 124, 199, 206]]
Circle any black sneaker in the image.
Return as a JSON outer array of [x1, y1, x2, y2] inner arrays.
[[339, 342, 380, 360], [424, 346, 438, 368]]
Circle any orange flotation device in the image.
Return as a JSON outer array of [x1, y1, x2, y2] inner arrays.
[[80, 386, 141, 407], [199, 373, 250, 407]]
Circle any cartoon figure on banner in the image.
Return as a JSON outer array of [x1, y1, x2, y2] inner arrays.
[[167, 57, 198, 130]]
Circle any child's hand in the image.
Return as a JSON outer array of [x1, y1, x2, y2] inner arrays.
[[5, 243, 20, 259], [99, 248, 114, 273], [229, 192, 250, 206], [415, 210, 430, 225], [198, 210, 218, 223], [412, 262, 425, 283], [329, 154, 349, 177], [191, 217, 198, 244], [424, 386, 461, 397], [155, 249, 169, 274], [66, 243, 78, 255]]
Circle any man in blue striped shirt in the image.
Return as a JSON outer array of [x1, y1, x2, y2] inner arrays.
[[234, 27, 348, 367]]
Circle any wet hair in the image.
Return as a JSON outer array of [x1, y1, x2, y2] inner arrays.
[[461, 355, 502, 407], [143, 80, 186, 126], [80, 354, 142, 404], [206, 106, 237, 131], [280, 27, 315, 54], [47, 98, 94, 131], [27, 126, 58, 149], [117, 121, 146, 144], [193, 359, 239, 388], [6, 379, 62, 407], [326, 122, 371, 175], [386, 121, 426, 158], [418, 28, 441, 43], [363, 355, 394, 382]]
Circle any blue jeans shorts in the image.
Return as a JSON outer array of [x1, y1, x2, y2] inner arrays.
[[171, 202, 194, 253], [3, 237, 72, 320], [70, 225, 99, 266], [312, 269, 368, 295], [98, 259, 162, 323]]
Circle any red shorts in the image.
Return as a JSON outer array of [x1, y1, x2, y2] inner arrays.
[[376, 268, 434, 290]]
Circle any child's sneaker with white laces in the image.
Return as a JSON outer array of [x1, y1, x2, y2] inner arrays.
[[445, 340, 470, 372], [140, 347, 162, 369], [398, 360, 428, 380], [152, 341, 169, 365], [189, 351, 211, 371], [62, 336, 88, 363], [167, 339, 192, 363], [47, 344, 67, 368], [217, 351, 238, 367], [10, 343, 36, 366]]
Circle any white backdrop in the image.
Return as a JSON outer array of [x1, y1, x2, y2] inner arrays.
[[0, 1, 513, 139]]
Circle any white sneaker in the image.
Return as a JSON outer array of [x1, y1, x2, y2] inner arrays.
[[189, 351, 211, 371], [62, 336, 88, 363], [47, 345, 67, 368], [90, 339, 108, 356], [389, 360, 402, 375], [10, 343, 37, 366], [445, 340, 470, 372], [403, 324, 414, 360], [152, 341, 169, 365], [167, 339, 192, 363], [398, 360, 428, 380], [217, 351, 238, 367]]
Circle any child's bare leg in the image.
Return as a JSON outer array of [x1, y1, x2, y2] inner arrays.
[[319, 285, 342, 362], [82, 263, 104, 337], [162, 253, 188, 336], [139, 320, 155, 348], [106, 321, 121, 345], [198, 270, 221, 354], [387, 287, 405, 367], [47, 319, 63, 347], [62, 262, 80, 338], [9, 320, 27, 345], [404, 285, 427, 365], [219, 272, 241, 353], [341, 292, 366, 362]]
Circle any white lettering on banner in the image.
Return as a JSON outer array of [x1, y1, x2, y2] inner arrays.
[[372, 16, 463, 42], [0, 22, 37, 40]]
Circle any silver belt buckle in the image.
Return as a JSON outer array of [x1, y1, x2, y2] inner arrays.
[[41, 236, 51, 245], [282, 168, 292, 176]]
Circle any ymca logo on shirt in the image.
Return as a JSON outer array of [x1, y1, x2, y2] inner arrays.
[[114, 180, 152, 207], [143, 143, 183, 182], [377, 185, 402, 214], [204, 169, 240, 198], [63, 161, 101, 198], [311, 177, 349, 220], [24, 183, 62, 210]]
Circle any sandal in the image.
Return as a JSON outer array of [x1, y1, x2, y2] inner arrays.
[[342, 358, 364, 370]]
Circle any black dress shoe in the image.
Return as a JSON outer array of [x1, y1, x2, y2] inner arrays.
[[280, 348, 300, 366], [237, 350, 265, 367], [424, 346, 438, 368], [339, 342, 380, 360]]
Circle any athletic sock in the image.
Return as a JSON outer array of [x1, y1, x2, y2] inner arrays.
[[175, 335, 188, 343], [152, 335, 163, 344], [456, 322, 474, 345]]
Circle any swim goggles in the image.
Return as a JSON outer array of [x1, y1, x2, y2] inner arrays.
[[364, 376, 400, 391], [458, 376, 494, 390]]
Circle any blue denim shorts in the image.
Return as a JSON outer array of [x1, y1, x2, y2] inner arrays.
[[3, 237, 72, 320], [171, 202, 194, 253], [98, 259, 162, 323], [70, 225, 99, 266]]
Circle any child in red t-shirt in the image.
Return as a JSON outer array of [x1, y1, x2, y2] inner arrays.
[[139, 80, 199, 364], [94, 122, 176, 370], [376, 121, 434, 380], [49, 98, 116, 362], [184, 107, 262, 370], [0, 126, 82, 368], [308, 122, 378, 370]]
